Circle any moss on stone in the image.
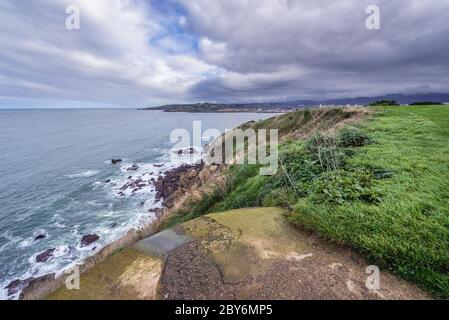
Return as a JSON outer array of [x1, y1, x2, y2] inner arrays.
[[47, 248, 163, 300]]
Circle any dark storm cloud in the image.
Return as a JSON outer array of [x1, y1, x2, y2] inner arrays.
[[179, 0, 449, 102], [0, 0, 448, 107]]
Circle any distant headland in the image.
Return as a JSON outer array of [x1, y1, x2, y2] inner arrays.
[[139, 102, 299, 113], [139, 93, 449, 113]]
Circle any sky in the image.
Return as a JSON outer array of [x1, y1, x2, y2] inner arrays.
[[0, 0, 448, 108]]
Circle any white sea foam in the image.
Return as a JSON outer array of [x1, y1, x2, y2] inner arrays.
[[67, 170, 99, 178], [1, 149, 204, 300], [18, 238, 34, 249]]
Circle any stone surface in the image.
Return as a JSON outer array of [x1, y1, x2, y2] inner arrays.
[[44, 208, 431, 300], [36, 249, 55, 263], [47, 248, 162, 300], [133, 229, 193, 258], [80, 234, 99, 247], [34, 234, 46, 241]]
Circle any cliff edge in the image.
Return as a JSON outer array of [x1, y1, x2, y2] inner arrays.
[[47, 208, 428, 300]]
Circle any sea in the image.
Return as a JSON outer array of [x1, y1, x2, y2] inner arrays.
[[0, 108, 276, 299]]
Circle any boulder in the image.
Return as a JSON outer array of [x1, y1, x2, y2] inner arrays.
[[34, 234, 46, 241], [4, 277, 34, 296], [175, 147, 197, 155], [80, 234, 100, 247], [109, 222, 118, 228], [36, 249, 55, 263], [127, 164, 139, 171], [111, 159, 123, 165]]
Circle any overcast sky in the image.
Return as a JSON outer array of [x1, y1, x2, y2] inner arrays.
[[0, 0, 448, 108]]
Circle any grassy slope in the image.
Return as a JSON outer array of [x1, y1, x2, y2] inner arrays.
[[288, 106, 449, 298], [164, 105, 449, 297]]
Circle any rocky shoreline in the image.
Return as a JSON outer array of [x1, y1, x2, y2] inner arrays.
[[154, 162, 204, 208], [4, 158, 215, 300]]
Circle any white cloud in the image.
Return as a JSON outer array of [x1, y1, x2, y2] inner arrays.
[[0, 0, 448, 107], [0, 0, 217, 107]]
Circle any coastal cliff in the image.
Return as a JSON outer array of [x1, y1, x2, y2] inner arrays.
[[10, 107, 366, 299], [13, 105, 449, 299]]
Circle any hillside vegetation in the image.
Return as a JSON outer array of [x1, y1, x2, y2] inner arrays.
[[164, 105, 449, 298]]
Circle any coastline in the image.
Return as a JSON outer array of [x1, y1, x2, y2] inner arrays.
[[4, 152, 217, 300], [1, 108, 360, 300], [1, 110, 277, 301]]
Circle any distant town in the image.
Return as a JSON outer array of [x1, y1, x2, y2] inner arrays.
[[139, 95, 448, 113]]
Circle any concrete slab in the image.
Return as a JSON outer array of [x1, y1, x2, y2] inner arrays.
[[133, 229, 193, 258]]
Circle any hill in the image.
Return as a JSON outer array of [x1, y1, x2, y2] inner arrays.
[[164, 105, 449, 298], [140, 93, 449, 112], [20, 104, 449, 300]]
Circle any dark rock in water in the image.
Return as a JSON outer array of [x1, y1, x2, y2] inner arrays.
[[80, 234, 99, 247], [120, 183, 129, 191], [34, 234, 46, 241], [127, 164, 139, 171], [19, 273, 56, 300], [5, 277, 34, 296], [109, 222, 118, 228], [154, 164, 164, 168], [119, 178, 148, 194], [174, 147, 197, 155], [128, 176, 132, 179], [140, 201, 145, 206], [36, 248, 55, 263], [111, 159, 123, 165], [105, 179, 111, 183], [5, 280, 21, 293]]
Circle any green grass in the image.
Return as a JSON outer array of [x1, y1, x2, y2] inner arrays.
[[164, 105, 449, 297], [288, 106, 449, 298], [162, 164, 263, 229]]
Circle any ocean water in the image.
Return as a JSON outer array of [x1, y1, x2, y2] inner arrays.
[[0, 108, 276, 299]]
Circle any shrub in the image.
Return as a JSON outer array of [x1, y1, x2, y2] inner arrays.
[[369, 100, 400, 106], [309, 170, 380, 204], [410, 101, 443, 106], [278, 147, 321, 193], [306, 132, 344, 171], [338, 126, 373, 148], [262, 187, 298, 208]]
